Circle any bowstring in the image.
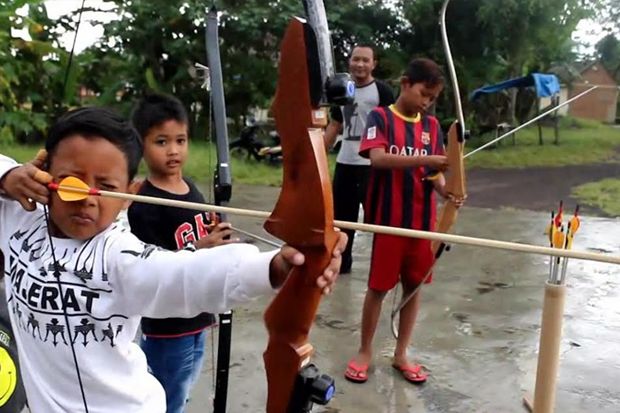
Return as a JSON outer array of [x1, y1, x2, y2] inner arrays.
[[197, 41, 217, 398], [206, 74, 218, 399], [42, 207, 89, 412], [47, 1, 90, 411], [62, 0, 87, 94]]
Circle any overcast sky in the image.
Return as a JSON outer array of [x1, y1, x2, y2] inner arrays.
[[42, 0, 117, 52], [19, 0, 609, 55]]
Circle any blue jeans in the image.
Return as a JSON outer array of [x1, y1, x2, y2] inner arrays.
[[141, 330, 207, 413]]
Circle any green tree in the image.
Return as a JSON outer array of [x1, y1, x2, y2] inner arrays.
[[81, 0, 404, 134], [0, 0, 78, 143], [399, 0, 593, 130], [596, 34, 620, 80]]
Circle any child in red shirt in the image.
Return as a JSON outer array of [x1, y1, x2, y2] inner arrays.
[[345, 58, 464, 384]]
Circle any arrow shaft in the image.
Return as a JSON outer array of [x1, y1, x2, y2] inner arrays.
[[52, 183, 620, 265], [464, 86, 599, 159]]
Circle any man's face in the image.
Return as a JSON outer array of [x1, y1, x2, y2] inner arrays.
[[142, 119, 189, 179], [348, 46, 376, 84], [400, 80, 444, 115], [48, 135, 131, 240]]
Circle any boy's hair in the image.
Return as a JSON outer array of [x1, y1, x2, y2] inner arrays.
[[46, 107, 143, 180], [131, 92, 188, 138], [403, 58, 444, 87]]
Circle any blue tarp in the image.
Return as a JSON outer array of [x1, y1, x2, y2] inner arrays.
[[470, 73, 560, 101]]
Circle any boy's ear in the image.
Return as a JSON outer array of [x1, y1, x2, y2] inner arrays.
[[123, 179, 144, 209]]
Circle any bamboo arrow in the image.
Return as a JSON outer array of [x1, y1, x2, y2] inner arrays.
[[32, 173, 620, 266]]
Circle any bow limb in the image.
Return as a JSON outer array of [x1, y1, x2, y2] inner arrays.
[[432, 0, 467, 253], [262, 18, 339, 413], [205, 8, 233, 412]]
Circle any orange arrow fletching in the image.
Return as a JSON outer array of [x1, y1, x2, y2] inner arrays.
[[52, 177, 92, 202], [553, 228, 565, 249], [570, 215, 580, 235]]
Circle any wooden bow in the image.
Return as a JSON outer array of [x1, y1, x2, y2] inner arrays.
[[204, 8, 235, 412], [433, 0, 467, 251], [262, 17, 339, 413]]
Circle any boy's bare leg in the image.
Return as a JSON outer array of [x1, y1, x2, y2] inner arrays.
[[353, 288, 387, 365], [393, 286, 421, 365]]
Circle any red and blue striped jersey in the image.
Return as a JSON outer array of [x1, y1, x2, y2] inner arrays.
[[359, 105, 445, 230]]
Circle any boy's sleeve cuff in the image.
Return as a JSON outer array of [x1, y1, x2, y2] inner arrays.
[[236, 249, 280, 295], [0, 155, 20, 194]]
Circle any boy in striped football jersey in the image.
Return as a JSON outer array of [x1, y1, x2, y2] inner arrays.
[[345, 58, 464, 384]]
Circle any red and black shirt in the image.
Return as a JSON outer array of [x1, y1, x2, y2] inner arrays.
[[359, 105, 445, 231], [127, 178, 216, 337]]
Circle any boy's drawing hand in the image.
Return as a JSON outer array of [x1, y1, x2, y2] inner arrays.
[[434, 182, 466, 209], [451, 192, 466, 208], [1, 150, 50, 211], [195, 222, 238, 248], [426, 155, 449, 172], [444, 192, 466, 208], [270, 230, 348, 295]]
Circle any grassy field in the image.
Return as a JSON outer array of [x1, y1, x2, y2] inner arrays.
[[572, 178, 620, 217], [2, 119, 618, 187], [0, 140, 335, 187], [465, 118, 620, 169]]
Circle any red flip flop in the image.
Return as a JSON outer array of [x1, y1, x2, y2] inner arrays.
[[392, 363, 428, 384], [344, 360, 369, 383]]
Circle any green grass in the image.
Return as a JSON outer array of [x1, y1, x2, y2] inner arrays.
[[0, 141, 316, 187], [0, 143, 41, 163], [465, 119, 620, 169], [572, 178, 620, 217], [2, 118, 618, 186], [180, 142, 336, 186], [174, 142, 285, 186], [0, 141, 287, 186]]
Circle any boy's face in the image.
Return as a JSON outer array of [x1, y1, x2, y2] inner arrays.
[[399, 78, 444, 115], [48, 135, 132, 240], [348, 47, 376, 84], [142, 119, 189, 178]]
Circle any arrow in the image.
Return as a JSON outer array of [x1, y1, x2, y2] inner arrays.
[[464, 86, 599, 159], [559, 205, 581, 284], [46, 175, 278, 247], [36, 174, 620, 266]]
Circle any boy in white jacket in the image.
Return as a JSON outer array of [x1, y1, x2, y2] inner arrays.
[[0, 107, 345, 412]]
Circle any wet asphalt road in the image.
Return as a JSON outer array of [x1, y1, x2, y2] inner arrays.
[[185, 185, 620, 413]]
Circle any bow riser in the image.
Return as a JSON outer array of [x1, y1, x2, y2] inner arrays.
[[263, 247, 333, 412], [263, 18, 335, 247], [262, 17, 338, 413], [433, 121, 466, 242], [431, 120, 465, 252]]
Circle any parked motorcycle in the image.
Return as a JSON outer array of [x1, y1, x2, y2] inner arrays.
[[229, 120, 282, 164]]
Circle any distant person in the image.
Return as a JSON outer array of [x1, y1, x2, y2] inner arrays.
[[324, 44, 395, 274]]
